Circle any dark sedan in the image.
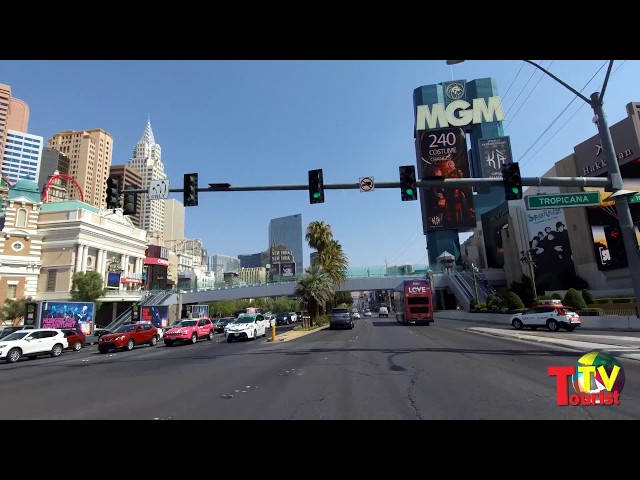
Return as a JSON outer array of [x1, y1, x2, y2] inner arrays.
[[213, 317, 236, 333], [329, 308, 354, 330], [275, 312, 293, 325]]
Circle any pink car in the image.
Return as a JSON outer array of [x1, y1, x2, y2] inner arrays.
[[163, 318, 215, 346]]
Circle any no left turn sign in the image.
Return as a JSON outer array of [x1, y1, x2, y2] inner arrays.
[[359, 176, 375, 192]]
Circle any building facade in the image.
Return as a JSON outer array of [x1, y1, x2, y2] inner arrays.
[[109, 164, 143, 228], [128, 119, 166, 235], [209, 254, 240, 277], [238, 267, 266, 285], [48, 129, 113, 209], [0, 83, 29, 173], [268, 213, 303, 276], [238, 252, 263, 268], [1, 131, 43, 184], [0, 179, 43, 301], [38, 147, 70, 196]]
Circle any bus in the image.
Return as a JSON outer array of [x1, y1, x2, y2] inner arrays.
[[393, 279, 434, 325]]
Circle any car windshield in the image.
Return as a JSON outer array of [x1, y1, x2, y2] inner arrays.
[[174, 320, 197, 327], [332, 309, 349, 314], [115, 325, 135, 333], [1, 331, 31, 341], [236, 315, 255, 324]]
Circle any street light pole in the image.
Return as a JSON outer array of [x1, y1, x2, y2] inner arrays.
[[448, 59, 640, 318], [471, 262, 479, 303]]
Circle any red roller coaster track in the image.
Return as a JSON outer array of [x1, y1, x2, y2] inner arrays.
[[42, 174, 84, 202]]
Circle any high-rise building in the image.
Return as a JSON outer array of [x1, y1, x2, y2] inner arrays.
[[0, 83, 29, 173], [209, 254, 240, 277], [48, 128, 113, 209], [109, 165, 143, 228], [268, 214, 303, 276], [1, 131, 43, 184], [128, 118, 166, 234], [38, 147, 70, 195], [238, 252, 263, 268], [164, 198, 185, 244]]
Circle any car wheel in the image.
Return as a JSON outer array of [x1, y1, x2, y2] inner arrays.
[[512, 318, 523, 330], [208, 330, 214, 340], [150, 335, 158, 346], [50, 343, 63, 357], [547, 319, 559, 332], [125, 339, 135, 351], [190, 333, 197, 344], [253, 329, 257, 339], [73, 341, 82, 351], [6, 348, 21, 363], [164, 341, 173, 347]]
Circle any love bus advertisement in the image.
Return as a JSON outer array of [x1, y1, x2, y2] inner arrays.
[[548, 351, 625, 406], [41, 302, 95, 336]]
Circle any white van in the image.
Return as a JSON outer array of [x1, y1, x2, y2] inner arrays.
[[378, 306, 389, 317]]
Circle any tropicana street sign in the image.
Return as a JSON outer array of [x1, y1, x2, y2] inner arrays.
[[526, 192, 601, 210]]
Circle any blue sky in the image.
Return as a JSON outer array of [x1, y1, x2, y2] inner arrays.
[[2, 60, 639, 268]]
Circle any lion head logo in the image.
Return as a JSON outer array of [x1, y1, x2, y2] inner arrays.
[[445, 82, 465, 101]]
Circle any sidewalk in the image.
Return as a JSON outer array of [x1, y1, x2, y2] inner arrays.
[[265, 325, 329, 343], [469, 326, 640, 362]]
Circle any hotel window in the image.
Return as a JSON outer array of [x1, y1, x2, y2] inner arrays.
[[46, 270, 57, 292], [7, 284, 17, 299], [16, 208, 27, 227]]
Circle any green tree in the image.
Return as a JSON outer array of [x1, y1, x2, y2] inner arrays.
[[1, 296, 33, 326], [581, 289, 595, 305], [294, 265, 334, 328], [305, 221, 333, 252], [505, 291, 525, 310], [318, 239, 348, 286], [70, 271, 106, 311], [563, 288, 587, 310]]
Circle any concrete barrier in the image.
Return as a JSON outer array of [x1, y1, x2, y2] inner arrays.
[[435, 310, 640, 331]]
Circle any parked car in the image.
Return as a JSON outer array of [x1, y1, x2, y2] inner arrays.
[[62, 329, 86, 351], [330, 308, 354, 330], [163, 318, 215, 346], [510, 300, 581, 332], [226, 313, 267, 342], [0, 325, 35, 340], [275, 312, 294, 325], [98, 323, 159, 353], [213, 317, 236, 333], [296, 311, 310, 324], [0, 328, 68, 363]]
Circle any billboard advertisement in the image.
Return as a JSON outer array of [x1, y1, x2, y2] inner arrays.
[[41, 301, 94, 335], [525, 188, 576, 281], [585, 158, 640, 270], [418, 127, 476, 231], [478, 136, 513, 179], [141, 306, 169, 328], [107, 272, 120, 288], [280, 262, 296, 277]]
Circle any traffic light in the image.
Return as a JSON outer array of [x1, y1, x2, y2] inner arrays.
[[105, 177, 120, 209], [308, 169, 324, 204], [184, 173, 198, 207], [502, 162, 523, 201], [399, 165, 417, 201], [123, 188, 137, 216]]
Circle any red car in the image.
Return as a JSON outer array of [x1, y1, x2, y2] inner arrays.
[[163, 318, 215, 346], [98, 323, 159, 353], [62, 329, 86, 351]]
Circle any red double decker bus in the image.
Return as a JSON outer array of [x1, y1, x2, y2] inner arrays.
[[393, 279, 434, 325]]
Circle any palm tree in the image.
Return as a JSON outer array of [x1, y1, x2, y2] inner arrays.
[[306, 221, 333, 253], [318, 239, 348, 285], [295, 265, 334, 328]]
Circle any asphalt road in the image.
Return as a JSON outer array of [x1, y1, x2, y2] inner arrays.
[[0, 316, 638, 419]]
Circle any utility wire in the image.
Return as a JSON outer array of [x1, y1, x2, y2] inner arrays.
[[500, 61, 526, 103], [504, 60, 543, 117], [505, 61, 554, 129]]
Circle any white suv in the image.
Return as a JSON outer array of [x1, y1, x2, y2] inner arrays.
[[510, 300, 581, 332], [0, 329, 69, 363], [378, 307, 389, 317]]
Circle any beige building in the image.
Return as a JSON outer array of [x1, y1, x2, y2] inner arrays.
[[48, 129, 113, 209], [0, 179, 43, 302], [239, 267, 266, 285], [0, 83, 29, 172]]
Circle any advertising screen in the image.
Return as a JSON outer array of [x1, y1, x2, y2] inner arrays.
[[141, 306, 169, 328], [418, 127, 476, 231], [41, 302, 94, 335]]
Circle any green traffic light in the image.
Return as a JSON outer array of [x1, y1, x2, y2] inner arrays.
[[313, 192, 321, 199], [405, 188, 414, 196], [512, 187, 521, 194]]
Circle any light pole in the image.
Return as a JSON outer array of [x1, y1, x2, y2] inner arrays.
[[520, 249, 538, 300], [447, 60, 640, 318], [471, 262, 479, 303]]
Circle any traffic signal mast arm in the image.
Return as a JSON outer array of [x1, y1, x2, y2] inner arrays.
[[120, 176, 610, 194]]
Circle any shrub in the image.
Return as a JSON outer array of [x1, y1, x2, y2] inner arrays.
[[551, 293, 563, 300], [581, 289, 595, 305], [470, 298, 478, 310], [577, 308, 604, 316], [486, 294, 503, 311], [505, 291, 525, 310], [612, 297, 633, 304], [563, 288, 587, 310]]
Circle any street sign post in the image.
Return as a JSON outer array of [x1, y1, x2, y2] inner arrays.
[[148, 180, 169, 200], [526, 192, 601, 210], [359, 177, 375, 192]]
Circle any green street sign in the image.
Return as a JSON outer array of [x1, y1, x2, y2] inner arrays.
[[526, 192, 601, 210]]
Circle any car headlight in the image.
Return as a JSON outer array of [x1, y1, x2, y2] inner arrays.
[[115, 335, 126, 341]]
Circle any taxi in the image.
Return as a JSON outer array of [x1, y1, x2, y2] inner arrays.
[[509, 299, 581, 332]]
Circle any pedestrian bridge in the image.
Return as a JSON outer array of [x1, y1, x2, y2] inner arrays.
[[180, 269, 507, 304]]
